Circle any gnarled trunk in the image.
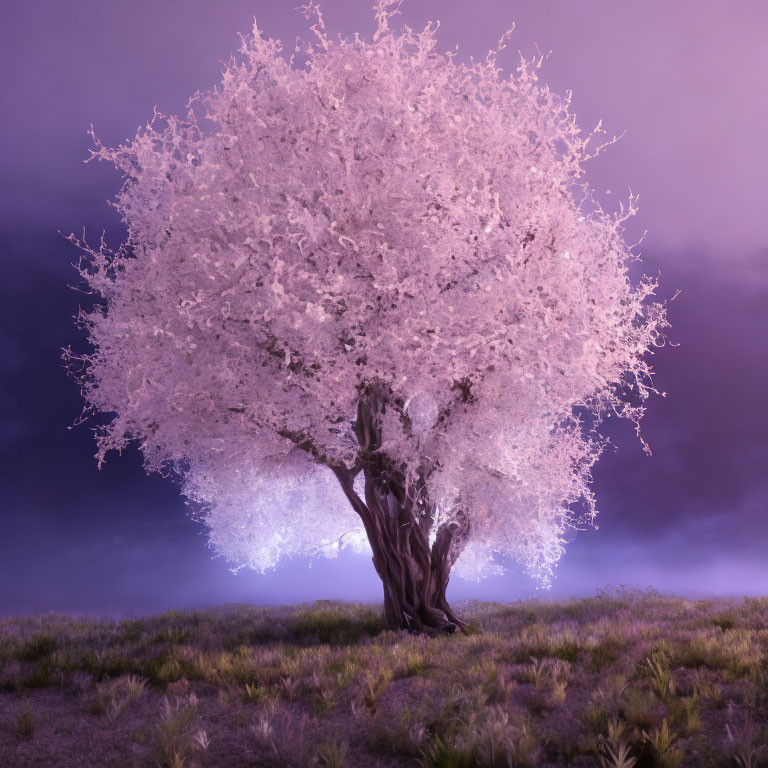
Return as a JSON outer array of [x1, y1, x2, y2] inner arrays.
[[334, 465, 469, 633], [332, 384, 470, 634]]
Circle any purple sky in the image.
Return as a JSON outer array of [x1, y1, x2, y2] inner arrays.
[[1, 0, 766, 617]]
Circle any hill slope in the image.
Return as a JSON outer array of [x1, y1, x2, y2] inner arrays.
[[1, 591, 767, 766]]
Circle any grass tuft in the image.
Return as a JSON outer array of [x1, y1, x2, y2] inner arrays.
[[151, 693, 207, 768]]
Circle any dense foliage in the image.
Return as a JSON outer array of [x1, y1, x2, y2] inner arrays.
[[69, 1, 666, 591]]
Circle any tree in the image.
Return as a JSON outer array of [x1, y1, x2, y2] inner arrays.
[[68, 1, 667, 633]]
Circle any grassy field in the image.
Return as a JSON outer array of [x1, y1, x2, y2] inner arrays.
[[1, 590, 767, 767]]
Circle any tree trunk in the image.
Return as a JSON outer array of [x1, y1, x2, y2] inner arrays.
[[332, 384, 470, 634]]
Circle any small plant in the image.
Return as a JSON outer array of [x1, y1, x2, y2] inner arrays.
[[16, 703, 34, 739], [279, 675, 301, 701], [547, 658, 571, 707], [598, 740, 637, 768], [598, 720, 637, 768], [368, 706, 427, 756], [642, 718, 684, 768], [587, 701, 611, 734], [316, 739, 349, 768], [523, 656, 569, 709], [669, 693, 700, 736], [362, 668, 393, 714], [725, 715, 760, 768], [475, 710, 538, 768], [587, 674, 630, 733], [481, 660, 515, 704], [405, 652, 429, 678], [252, 709, 311, 767], [600, 675, 631, 706], [526, 656, 549, 689], [244, 682, 268, 704], [646, 652, 675, 700], [420, 710, 538, 768], [94, 674, 148, 719], [151, 693, 208, 768], [312, 684, 338, 714], [191, 730, 210, 752], [599, 740, 637, 768], [332, 658, 361, 687], [621, 687, 661, 732], [550, 676, 568, 706], [420, 735, 475, 768], [251, 710, 274, 745], [692, 670, 723, 707]]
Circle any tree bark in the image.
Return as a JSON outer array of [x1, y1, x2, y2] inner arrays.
[[332, 384, 470, 634]]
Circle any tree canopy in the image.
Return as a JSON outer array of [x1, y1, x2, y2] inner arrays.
[[70, 1, 667, 598]]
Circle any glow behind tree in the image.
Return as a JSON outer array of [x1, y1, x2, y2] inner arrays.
[[69, 1, 667, 632]]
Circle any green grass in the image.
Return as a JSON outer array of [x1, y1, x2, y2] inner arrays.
[[1, 591, 768, 766]]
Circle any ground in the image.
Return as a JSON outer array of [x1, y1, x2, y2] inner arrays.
[[1, 590, 767, 767]]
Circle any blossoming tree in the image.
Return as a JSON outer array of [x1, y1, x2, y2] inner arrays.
[[69, 1, 667, 632]]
